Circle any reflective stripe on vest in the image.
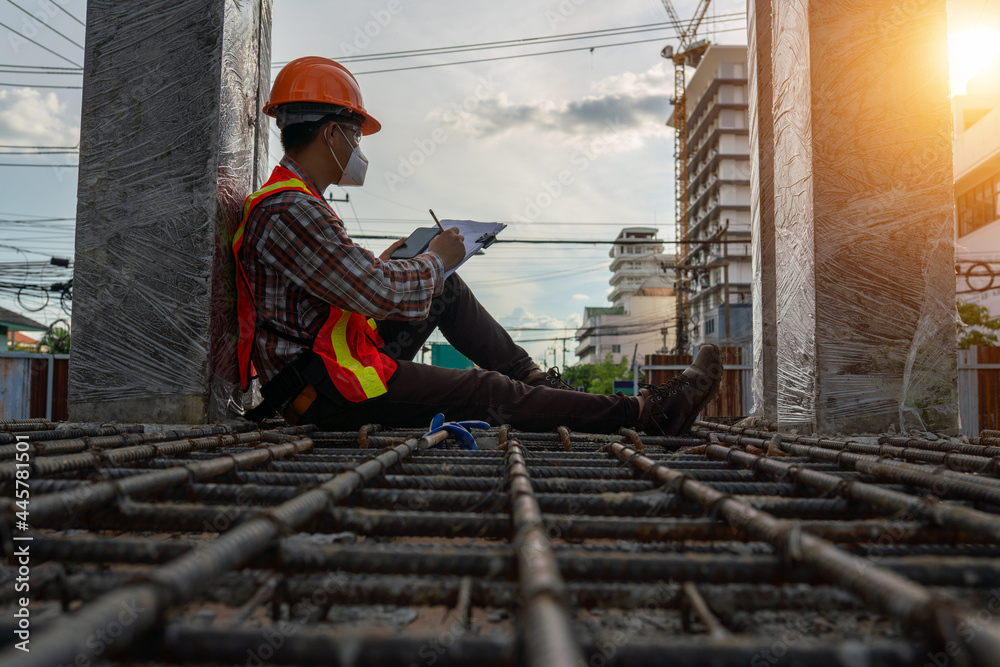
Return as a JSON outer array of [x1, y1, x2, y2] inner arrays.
[[315, 310, 392, 400], [233, 165, 396, 400]]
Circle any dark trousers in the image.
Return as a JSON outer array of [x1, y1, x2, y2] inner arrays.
[[302, 274, 641, 433]]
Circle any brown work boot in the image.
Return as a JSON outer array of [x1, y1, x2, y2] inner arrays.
[[522, 366, 578, 391], [638, 344, 723, 436]]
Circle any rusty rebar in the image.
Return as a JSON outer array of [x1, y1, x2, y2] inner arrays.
[[682, 582, 730, 638], [119, 623, 925, 666], [704, 435, 1000, 544], [504, 438, 583, 667], [15, 566, 879, 616], [0, 424, 144, 448], [608, 440, 1000, 664], [878, 436, 1000, 459], [6, 419, 1000, 666], [556, 426, 573, 451], [699, 421, 1000, 476], [25, 533, 1000, 588], [28, 502, 891, 539], [0, 429, 280, 480], [701, 430, 1000, 506], [0, 425, 240, 460], [0, 429, 450, 667]]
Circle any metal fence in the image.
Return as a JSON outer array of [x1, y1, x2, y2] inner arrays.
[[0, 345, 995, 432], [0, 352, 70, 421], [959, 345, 1000, 436], [640, 345, 999, 434], [641, 344, 753, 418]]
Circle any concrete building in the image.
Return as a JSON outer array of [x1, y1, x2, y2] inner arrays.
[[954, 55, 1000, 317], [607, 227, 673, 307], [668, 44, 753, 348], [575, 228, 675, 365]]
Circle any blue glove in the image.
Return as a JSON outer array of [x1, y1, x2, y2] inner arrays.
[[423, 413, 490, 450]]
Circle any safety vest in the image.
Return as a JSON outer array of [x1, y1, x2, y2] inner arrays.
[[232, 165, 397, 401]]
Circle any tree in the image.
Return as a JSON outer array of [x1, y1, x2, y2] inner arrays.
[[559, 363, 596, 392], [957, 301, 1000, 349], [561, 353, 631, 394], [39, 327, 70, 354]]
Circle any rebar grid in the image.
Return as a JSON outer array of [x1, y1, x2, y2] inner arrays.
[[0, 421, 998, 666]]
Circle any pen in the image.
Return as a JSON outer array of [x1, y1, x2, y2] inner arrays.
[[429, 209, 446, 233]]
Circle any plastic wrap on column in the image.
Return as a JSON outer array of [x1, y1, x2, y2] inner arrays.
[[771, 0, 817, 429], [216, 0, 273, 418], [749, 0, 777, 419], [769, 0, 957, 433], [70, 0, 272, 423]]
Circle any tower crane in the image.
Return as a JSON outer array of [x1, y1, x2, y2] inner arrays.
[[661, 0, 711, 354]]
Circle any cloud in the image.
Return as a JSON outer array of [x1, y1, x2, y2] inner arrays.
[[500, 307, 582, 341], [433, 62, 673, 150], [498, 306, 585, 366], [0, 88, 79, 147], [572, 293, 589, 300]]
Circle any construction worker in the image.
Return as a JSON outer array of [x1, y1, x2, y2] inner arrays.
[[234, 56, 723, 434]]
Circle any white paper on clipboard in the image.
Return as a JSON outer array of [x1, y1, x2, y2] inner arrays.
[[436, 220, 507, 278]]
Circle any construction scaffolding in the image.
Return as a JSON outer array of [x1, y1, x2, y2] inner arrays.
[[2, 418, 1000, 665]]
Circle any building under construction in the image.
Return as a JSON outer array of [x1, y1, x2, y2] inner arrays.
[[1, 0, 995, 665], [667, 45, 753, 350]]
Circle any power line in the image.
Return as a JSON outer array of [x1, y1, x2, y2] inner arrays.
[[512, 326, 667, 344], [4, 0, 85, 49], [0, 144, 77, 150], [351, 29, 746, 76], [0, 67, 81, 75], [51, 0, 85, 27], [326, 217, 661, 227], [0, 209, 71, 216], [339, 20, 738, 64], [0, 242, 62, 258], [0, 162, 77, 167], [0, 81, 81, 88], [349, 233, 742, 245], [275, 14, 745, 67], [0, 217, 74, 223], [0, 63, 80, 70], [0, 19, 80, 67]]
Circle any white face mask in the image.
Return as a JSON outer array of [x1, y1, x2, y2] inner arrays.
[[328, 124, 368, 187]]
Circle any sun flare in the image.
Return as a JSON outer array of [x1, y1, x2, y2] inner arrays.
[[949, 27, 1000, 95]]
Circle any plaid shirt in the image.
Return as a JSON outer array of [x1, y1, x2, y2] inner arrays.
[[240, 157, 445, 382]]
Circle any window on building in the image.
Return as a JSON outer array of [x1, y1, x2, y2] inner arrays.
[[958, 172, 1000, 237], [705, 319, 715, 335], [995, 175, 1000, 218], [611, 344, 621, 353]]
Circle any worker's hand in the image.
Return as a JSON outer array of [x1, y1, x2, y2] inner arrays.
[[379, 238, 407, 261], [427, 227, 465, 271]]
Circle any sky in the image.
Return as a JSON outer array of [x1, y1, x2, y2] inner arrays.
[[0, 0, 995, 366]]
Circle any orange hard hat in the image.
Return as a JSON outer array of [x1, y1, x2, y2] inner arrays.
[[264, 56, 381, 135]]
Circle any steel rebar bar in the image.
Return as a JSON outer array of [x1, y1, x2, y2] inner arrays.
[[504, 438, 583, 667], [0, 430, 449, 666], [608, 439, 1000, 664]]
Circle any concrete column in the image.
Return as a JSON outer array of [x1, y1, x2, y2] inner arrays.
[[748, 0, 777, 420], [69, 0, 272, 423], [751, 0, 957, 433]]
